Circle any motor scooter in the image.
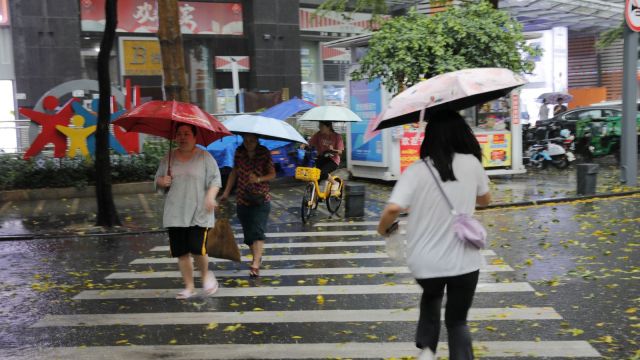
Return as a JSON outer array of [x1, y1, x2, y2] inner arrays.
[[524, 140, 571, 169]]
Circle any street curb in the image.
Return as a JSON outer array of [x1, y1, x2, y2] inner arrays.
[[0, 177, 300, 202], [481, 190, 640, 209], [0, 182, 156, 202], [1, 190, 639, 241]]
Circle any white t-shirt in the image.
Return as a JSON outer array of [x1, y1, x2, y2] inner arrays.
[[388, 154, 490, 279]]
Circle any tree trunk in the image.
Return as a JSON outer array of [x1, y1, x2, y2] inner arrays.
[[95, 0, 121, 227], [157, 0, 189, 102]]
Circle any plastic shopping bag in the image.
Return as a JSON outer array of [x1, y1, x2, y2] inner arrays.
[[384, 221, 406, 261]]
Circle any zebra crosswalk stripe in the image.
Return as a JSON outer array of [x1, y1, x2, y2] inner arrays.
[[129, 250, 497, 264], [73, 282, 535, 300], [105, 264, 513, 279], [32, 307, 562, 327], [6, 341, 601, 359]]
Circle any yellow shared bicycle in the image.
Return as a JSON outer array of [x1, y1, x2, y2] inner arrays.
[[294, 166, 344, 224]]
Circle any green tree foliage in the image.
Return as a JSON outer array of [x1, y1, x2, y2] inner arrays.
[[596, 22, 624, 50], [350, 2, 540, 94]]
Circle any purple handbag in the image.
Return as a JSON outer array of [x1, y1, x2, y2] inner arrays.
[[423, 159, 487, 249]]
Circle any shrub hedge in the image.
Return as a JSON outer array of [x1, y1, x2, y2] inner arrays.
[[0, 141, 169, 191]]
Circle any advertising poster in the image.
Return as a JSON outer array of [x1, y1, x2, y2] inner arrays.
[[399, 123, 424, 173], [349, 79, 383, 164], [477, 132, 512, 168]]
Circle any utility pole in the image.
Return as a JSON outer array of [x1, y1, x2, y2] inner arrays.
[[157, 0, 189, 102], [621, 1, 638, 186]]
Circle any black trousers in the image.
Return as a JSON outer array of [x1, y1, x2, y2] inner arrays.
[[416, 270, 479, 359], [315, 157, 338, 181]]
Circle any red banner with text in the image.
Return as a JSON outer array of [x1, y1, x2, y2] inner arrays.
[[80, 0, 243, 35]]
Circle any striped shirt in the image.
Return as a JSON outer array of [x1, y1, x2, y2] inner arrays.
[[233, 144, 274, 206]]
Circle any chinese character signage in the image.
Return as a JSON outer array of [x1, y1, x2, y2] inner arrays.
[[0, 0, 9, 26], [80, 0, 243, 35], [121, 38, 162, 76], [399, 123, 424, 173]]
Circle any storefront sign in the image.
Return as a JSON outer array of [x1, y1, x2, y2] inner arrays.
[[477, 132, 512, 168], [349, 79, 384, 164], [0, 0, 9, 26], [121, 38, 162, 76], [299, 8, 386, 38], [215, 56, 250, 72], [626, 0, 640, 32], [322, 46, 350, 63], [81, 0, 243, 35]]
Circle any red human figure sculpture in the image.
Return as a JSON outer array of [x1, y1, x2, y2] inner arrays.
[[20, 96, 79, 159]]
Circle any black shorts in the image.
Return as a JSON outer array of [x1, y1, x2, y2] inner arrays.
[[168, 226, 208, 257]]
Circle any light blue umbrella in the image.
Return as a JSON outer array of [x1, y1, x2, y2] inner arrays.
[[223, 114, 307, 144]]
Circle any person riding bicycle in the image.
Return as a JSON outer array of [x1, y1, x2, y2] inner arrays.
[[306, 121, 344, 194]]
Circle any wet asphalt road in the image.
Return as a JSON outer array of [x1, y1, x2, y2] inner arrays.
[[0, 186, 638, 358]]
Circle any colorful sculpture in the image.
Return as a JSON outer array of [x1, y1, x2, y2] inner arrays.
[[20, 96, 79, 159], [55, 115, 96, 158], [71, 100, 127, 155]]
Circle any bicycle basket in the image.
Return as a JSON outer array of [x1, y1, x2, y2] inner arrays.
[[295, 167, 321, 181]]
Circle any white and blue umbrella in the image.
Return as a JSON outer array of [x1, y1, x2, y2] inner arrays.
[[223, 114, 307, 144]]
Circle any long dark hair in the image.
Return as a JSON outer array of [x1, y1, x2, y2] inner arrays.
[[419, 109, 482, 182]]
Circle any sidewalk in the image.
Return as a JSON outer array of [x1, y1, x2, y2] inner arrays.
[[0, 158, 638, 240]]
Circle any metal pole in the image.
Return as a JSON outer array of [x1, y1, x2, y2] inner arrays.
[[621, 24, 638, 186], [231, 58, 240, 113]]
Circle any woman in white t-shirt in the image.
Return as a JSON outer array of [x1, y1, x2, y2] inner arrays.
[[378, 109, 491, 360]]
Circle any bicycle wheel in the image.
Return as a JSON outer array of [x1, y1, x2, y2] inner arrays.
[[301, 182, 316, 224], [326, 178, 343, 214]]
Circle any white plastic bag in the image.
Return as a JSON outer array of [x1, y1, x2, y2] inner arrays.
[[384, 221, 406, 261]]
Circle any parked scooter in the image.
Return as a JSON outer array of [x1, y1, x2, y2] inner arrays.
[[557, 129, 576, 162], [524, 139, 571, 169]]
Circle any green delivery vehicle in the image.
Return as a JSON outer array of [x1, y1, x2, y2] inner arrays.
[[575, 115, 640, 161]]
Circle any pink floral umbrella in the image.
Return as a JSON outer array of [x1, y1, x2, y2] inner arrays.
[[373, 68, 527, 131]]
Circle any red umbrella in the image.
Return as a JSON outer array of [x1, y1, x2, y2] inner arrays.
[[114, 100, 231, 145]]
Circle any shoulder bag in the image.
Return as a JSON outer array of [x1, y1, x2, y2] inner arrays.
[[422, 158, 487, 249]]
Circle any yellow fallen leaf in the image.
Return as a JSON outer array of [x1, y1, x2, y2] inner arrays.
[[206, 322, 218, 330], [223, 324, 243, 332], [168, 339, 177, 344], [561, 328, 584, 336]]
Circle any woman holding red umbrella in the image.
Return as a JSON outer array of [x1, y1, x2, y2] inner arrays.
[[156, 123, 222, 299]]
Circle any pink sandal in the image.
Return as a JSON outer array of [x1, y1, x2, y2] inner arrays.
[[203, 271, 219, 296], [176, 288, 196, 300]]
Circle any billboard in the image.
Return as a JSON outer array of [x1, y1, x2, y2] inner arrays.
[[349, 79, 384, 164]]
